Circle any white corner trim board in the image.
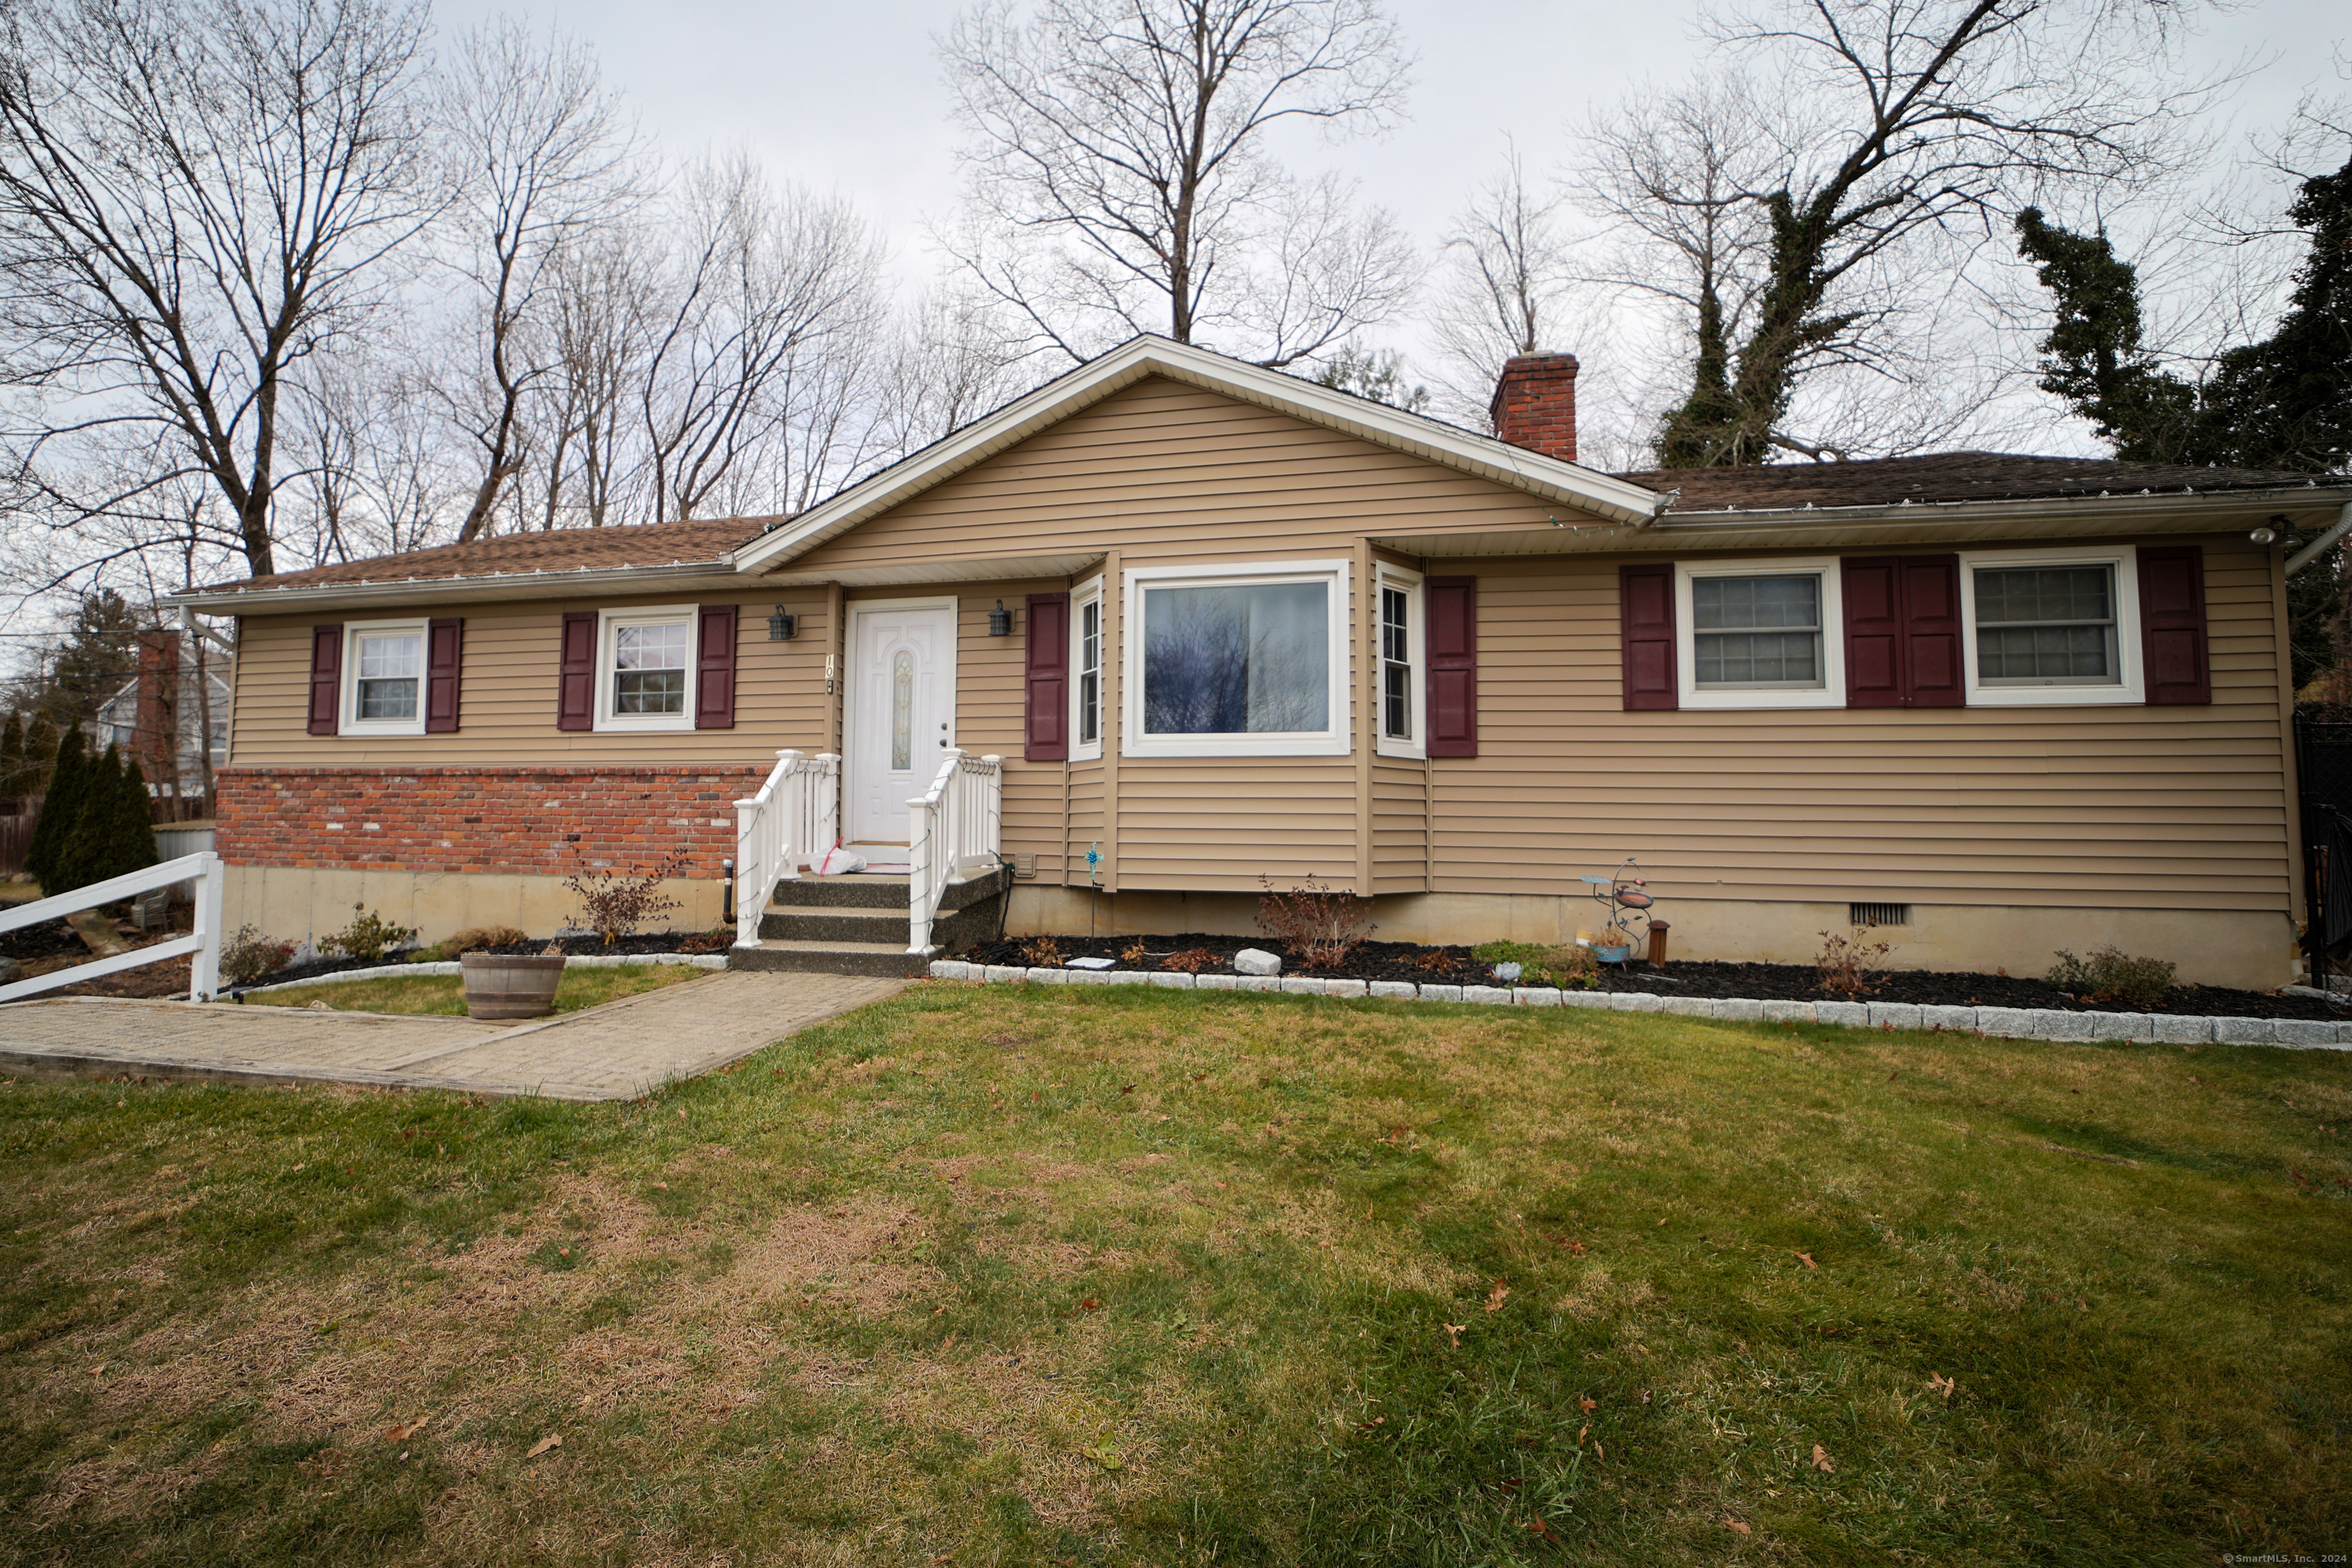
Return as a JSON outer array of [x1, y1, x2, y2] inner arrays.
[[923, 962, 2351, 1051]]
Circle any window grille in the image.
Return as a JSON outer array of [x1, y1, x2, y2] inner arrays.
[[1849, 902, 1910, 927]]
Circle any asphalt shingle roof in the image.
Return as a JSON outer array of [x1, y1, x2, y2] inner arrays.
[[1614, 451, 2334, 513]]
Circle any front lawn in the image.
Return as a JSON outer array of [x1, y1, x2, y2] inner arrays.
[[1, 985, 2345, 1564], [244, 961, 706, 1017]]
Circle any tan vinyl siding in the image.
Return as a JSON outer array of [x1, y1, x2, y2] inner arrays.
[[785, 377, 1593, 577], [1432, 539, 2291, 913], [230, 591, 832, 767], [1371, 756, 1429, 893]]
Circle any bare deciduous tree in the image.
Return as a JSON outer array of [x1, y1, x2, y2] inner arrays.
[[939, 0, 1416, 368], [438, 18, 636, 541], [0, 0, 441, 576], [1579, 0, 2207, 467]]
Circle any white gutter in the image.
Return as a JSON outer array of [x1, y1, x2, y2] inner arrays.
[[2286, 500, 2352, 575]]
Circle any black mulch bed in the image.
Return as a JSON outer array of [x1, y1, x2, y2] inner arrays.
[[242, 930, 725, 991], [957, 932, 2352, 1022], [0, 916, 97, 963]]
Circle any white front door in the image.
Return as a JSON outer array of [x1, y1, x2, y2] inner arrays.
[[848, 602, 958, 844]]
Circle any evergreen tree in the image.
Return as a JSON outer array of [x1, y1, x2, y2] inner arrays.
[[0, 713, 22, 799], [60, 745, 156, 892], [2014, 207, 2199, 462], [24, 725, 86, 893], [20, 714, 57, 798]]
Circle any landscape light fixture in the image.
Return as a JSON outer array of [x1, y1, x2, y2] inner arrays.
[[766, 606, 797, 641], [988, 599, 1014, 636]]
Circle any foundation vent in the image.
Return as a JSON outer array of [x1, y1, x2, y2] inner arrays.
[[1849, 902, 1910, 927]]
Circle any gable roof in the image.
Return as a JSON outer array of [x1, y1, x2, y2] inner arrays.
[[730, 335, 1669, 573]]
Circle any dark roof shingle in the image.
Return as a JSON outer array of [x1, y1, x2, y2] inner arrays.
[[1612, 451, 2335, 513], [205, 515, 781, 595]]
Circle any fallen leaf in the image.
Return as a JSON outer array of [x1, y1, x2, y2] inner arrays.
[[1795, 1251, 1818, 1270], [1640, 1389, 1653, 1405], [932, 1305, 946, 1316], [940, 1334, 956, 1351], [1525, 1516, 1562, 1542], [1725, 1516, 1753, 1535], [1593, 1440, 1605, 1459], [1442, 1322, 1466, 1349], [1485, 1279, 1511, 1313], [1577, 1424, 1588, 1444], [1120, 1084, 1134, 1094], [1579, 1395, 1597, 1413], [290, 1163, 304, 1172], [1811, 1442, 1834, 1473], [87, 1364, 104, 1378], [652, 1181, 668, 1191], [1080, 1298, 1100, 1312], [1657, 1217, 1668, 1227], [1084, 1442, 1122, 1471], [527, 1433, 562, 1459], [1927, 1373, 1955, 1400], [384, 1414, 432, 1442]]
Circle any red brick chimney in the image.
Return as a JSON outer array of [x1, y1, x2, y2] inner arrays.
[[1489, 351, 1579, 462]]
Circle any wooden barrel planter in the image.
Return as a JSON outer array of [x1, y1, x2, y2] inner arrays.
[[460, 952, 566, 1020]]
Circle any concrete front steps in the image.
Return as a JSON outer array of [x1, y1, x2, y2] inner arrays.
[[730, 867, 1010, 978]]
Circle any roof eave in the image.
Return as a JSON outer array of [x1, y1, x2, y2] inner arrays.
[[165, 557, 741, 615]]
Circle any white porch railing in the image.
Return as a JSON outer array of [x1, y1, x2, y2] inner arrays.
[[907, 750, 1002, 955], [733, 750, 840, 948], [0, 851, 226, 1004]]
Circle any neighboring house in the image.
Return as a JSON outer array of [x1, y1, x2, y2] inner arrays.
[[86, 628, 234, 810], [169, 336, 2352, 988]]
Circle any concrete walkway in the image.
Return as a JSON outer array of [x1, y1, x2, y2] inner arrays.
[[0, 969, 905, 1100]]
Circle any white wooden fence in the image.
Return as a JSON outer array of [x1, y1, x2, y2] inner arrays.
[[732, 750, 840, 949], [0, 851, 225, 1004], [906, 750, 1002, 955]]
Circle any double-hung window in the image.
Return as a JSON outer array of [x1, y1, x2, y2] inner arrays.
[[1376, 564, 1425, 758], [1122, 560, 1351, 757], [1071, 580, 1104, 760], [1674, 560, 1845, 710], [340, 619, 427, 736], [595, 606, 697, 732], [1958, 549, 2143, 704]]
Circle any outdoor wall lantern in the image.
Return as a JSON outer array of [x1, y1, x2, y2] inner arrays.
[[766, 605, 797, 641], [988, 599, 1014, 637]]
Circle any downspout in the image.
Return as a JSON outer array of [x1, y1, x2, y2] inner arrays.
[[2285, 501, 2352, 576]]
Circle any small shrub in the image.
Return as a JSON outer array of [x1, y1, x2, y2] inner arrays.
[[1473, 939, 1601, 989], [678, 926, 732, 954], [441, 925, 527, 956], [1019, 935, 1065, 967], [1817, 926, 1894, 999], [318, 903, 418, 962], [1162, 946, 1218, 973], [562, 845, 690, 946], [220, 924, 296, 987], [1256, 875, 1374, 970], [2048, 946, 2176, 1008], [1120, 939, 1152, 969], [1414, 947, 1458, 972]]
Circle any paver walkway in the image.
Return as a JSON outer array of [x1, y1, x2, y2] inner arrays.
[[0, 969, 904, 1099]]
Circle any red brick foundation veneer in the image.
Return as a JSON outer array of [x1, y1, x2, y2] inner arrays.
[[216, 766, 769, 875]]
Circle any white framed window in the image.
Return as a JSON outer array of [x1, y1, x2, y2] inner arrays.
[[595, 604, 697, 732], [1959, 547, 2143, 705], [1122, 558, 1352, 757], [340, 618, 427, 736], [1071, 577, 1104, 761], [1674, 559, 1846, 710], [1375, 563, 1424, 759]]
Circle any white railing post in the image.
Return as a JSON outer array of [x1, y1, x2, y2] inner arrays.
[[906, 751, 1003, 956], [190, 854, 224, 1001]]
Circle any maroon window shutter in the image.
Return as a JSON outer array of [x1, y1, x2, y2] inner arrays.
[[695, 603, 737, 730], [424, 617, 463, 733], [1427, 575, 1479, 754], [1842, 557, 1903, 707], [1024, 592, 1070, 761], [1900, 555, 1964, 707], [306, 624, 342, 736], [1844, 554, 1962, 707], [1618, 565, 1676, 711], [2138, 544, 2211, 704], [558, 611, 597, 731]]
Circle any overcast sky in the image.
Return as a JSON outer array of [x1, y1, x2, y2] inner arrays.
[[430, 0, 2347, 294]]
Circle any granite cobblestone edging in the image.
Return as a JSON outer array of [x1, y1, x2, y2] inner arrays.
[[925, 961, 2352, 1051], [240, 953, 730, 995]]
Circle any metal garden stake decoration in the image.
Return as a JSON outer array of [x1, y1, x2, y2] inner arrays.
[[1581, 858, 1655, 964]]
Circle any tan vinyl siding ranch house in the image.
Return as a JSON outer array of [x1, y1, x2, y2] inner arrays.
[[171, 337, 2352, 990]]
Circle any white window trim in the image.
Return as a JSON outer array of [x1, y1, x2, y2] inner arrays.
[[1958, 547, 2145, 706], [593, 603, 698, 733], [1374, 562, 1425, 759], [1121, 558, 1353, 758], [1674, 558, 1847, 710], [1070, 576, 1105, 762], [339, 617, 428, 737]]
